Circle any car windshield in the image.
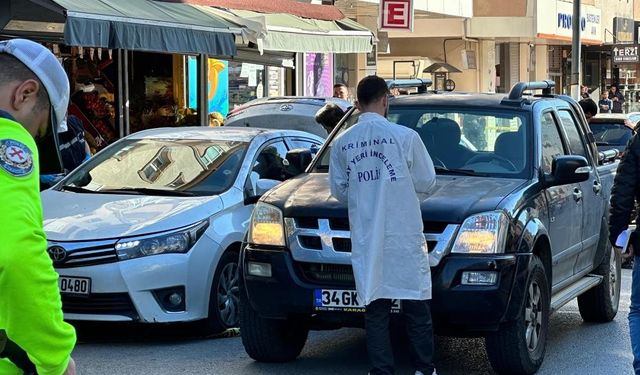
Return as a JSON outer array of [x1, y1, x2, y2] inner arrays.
[[589, 123, 633, 146], [61, 138, 249, 196], [314, 107, 530, 178]]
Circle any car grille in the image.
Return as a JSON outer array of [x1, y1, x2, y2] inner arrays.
[[61, 292, 137, 318], [47, 240, 118, 268]]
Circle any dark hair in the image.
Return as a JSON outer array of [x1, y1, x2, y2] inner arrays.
[[579, 98, 598, 116], [334, 83, 347, 89], [357, 75, 389, 106], [0, 53, 49, 111], [315, 103, 345, 132]]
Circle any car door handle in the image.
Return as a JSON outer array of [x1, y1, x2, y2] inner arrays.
[[593, 181, 602, 194], [573, 188, 583, 202]]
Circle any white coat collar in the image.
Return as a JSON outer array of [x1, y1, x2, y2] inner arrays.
[[359, 112, 387, 122]]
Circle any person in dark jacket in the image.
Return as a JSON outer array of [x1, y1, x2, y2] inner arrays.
[[609, 85, 626, 113], [579, 98, 598, 123], [609, 134, 640, 374]]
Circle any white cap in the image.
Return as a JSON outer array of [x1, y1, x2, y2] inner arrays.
[[0, 39, 69, 133]]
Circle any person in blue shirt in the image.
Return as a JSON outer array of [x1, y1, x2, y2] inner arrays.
[[599, 92, 614, 113]]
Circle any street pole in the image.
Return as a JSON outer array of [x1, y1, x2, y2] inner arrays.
[[571, 0, 581, 99]]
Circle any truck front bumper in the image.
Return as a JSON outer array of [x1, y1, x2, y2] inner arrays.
[[242, 245, 532, 336]]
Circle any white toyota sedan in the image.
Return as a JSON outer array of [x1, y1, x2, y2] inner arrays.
[[42, 127, 322, 333]]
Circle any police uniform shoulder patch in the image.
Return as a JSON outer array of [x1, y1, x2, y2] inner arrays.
[[0, 139, 33, 177]]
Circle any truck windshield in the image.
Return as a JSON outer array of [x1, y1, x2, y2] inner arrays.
[[314, 107, 530, 178], [60, 139, 249, 196]]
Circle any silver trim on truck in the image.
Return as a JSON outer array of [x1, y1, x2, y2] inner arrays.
[[284, 217, 459, 267]]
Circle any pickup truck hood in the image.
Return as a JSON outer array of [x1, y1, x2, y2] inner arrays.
[[264, 173, 527, 224], [41, 189, 224, 241]]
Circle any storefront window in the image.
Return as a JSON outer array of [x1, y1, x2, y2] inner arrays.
[[229, 62, 265, 109]]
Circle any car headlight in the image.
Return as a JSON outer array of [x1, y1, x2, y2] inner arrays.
[[115, 220, 209, 260], [451, 211, 509, 254], [248, 202, 286, 247]]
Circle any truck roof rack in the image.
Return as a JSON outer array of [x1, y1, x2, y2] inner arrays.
[[506, 80, 555, 100], [386, 79, 433, 94]]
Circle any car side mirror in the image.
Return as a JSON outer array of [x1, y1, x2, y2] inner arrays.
[[284, 148, 313, 178], [545, 155, 591, 187], [244, 178, 281, 205]]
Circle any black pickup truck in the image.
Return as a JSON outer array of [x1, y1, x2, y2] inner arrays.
[[239, 81, 621, 374]]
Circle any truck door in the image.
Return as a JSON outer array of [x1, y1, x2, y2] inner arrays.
[[556, 109, 602, 273], [540, 111, 583, 286]]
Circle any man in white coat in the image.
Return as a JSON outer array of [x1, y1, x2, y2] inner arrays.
[[329, 75, 437, 375]]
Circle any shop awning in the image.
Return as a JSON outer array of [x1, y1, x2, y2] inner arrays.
[[184, 0, 375, 54], [1, 0, 240, 56]]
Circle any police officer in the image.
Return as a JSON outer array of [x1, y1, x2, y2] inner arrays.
[[0, 39, 76, 375]]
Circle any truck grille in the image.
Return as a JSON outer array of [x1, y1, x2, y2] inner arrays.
[[284, 218, 459, 270], [298, 262, 355, 287], [61, 292, 137, 318], [48, 240, 119, 268]]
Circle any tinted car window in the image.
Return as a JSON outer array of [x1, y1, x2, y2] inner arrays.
[[590, 123, 633, 146], [252, 141, 289, 182], [557, 110, 587, 157], [541, 112, 566, 174]]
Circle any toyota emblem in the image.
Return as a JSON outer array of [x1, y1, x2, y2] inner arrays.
[[47, 246, 67, 263], [280, 104, 293, 112]]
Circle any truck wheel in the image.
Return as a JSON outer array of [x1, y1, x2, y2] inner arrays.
[[240, 280, 309, 362], [202, 250, 241, 335], [485, 255, 549, 375], [577, 245, 621, 322]]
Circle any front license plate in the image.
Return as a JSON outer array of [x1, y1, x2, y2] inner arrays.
[[58, 276, 91, 296], [314, 289, 400, 313]]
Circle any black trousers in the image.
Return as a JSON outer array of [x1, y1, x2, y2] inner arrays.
[[365, 299, 435, 375]]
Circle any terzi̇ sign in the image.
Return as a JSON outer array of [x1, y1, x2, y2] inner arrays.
[[613, 44, 640, 64]]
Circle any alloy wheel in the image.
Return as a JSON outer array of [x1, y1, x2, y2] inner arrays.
[[525, 281, 543, 352], [217, 262, 240, 327]]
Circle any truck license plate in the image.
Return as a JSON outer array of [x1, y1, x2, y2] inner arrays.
[[314, 289, 400, 313], [58, 276, 91, 296]]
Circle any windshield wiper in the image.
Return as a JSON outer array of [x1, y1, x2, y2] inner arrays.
[[61, 185, 97, 194], [98, 188, 196, 197], [596, 141, 611, 146], [434, 166, 487, 177]]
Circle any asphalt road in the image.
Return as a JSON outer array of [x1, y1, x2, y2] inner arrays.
[[72, 269, 634, 375]]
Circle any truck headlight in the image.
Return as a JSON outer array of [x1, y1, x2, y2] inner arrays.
[[451, 211, 509, 254], [115, 220, 209, 260], [248, 202, 286, 247]]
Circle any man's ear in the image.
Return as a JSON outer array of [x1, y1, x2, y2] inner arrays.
[[355, 100, 362, 111], [11, 79, 40, 111]]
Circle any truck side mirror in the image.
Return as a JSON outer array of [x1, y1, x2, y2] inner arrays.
[[545, 155, 591, 187], [284, 148, 313, 178]]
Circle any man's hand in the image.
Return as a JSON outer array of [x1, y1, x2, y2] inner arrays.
[[63, 357, 76, 375], [623, 244, 635, 260]]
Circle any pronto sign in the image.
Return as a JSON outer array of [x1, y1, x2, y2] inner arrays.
[[536, 0, 602, 44], [379, 0, 414, 32]]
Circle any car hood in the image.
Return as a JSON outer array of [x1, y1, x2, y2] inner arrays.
[[263, 173, 527, 224], [41, 190, 224, 241]]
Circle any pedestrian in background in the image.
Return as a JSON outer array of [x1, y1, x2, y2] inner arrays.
[[315, 103, 345, 134], [0, 38, 77, 375], [599, 92, 614, 113], [609, 127, 640, 374], [333, 83, 349, 100], [329, 75, 437, 375], [610, 85, 626, 113]]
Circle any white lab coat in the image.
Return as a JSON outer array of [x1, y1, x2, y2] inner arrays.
[[329, 112, 437, 306]]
